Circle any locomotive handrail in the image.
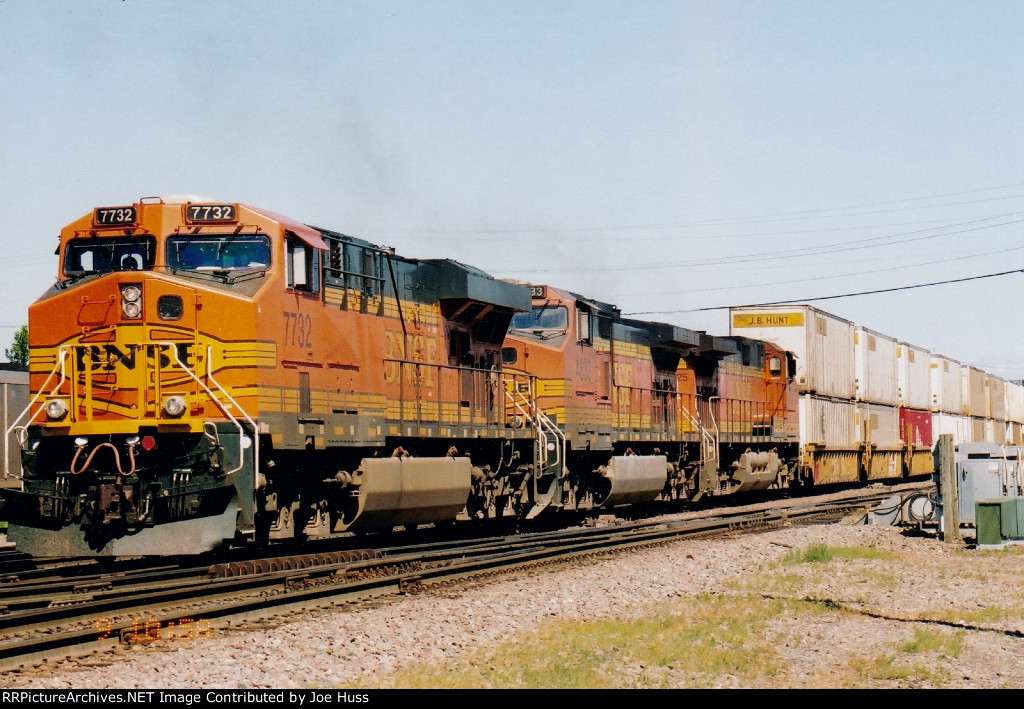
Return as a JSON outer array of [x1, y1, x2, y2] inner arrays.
[[502, 375, 567, 516], [4, 347, 70, 478], [386, 358, 508, 430], [157, 342, 256, 477]]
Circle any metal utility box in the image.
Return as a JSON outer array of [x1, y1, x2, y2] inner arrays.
[[976, 501, 1006, 546], [975, 498, 1024, 547], [953, 443, 1024, 524]]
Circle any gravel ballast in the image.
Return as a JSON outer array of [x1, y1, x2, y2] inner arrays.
[[5, 521, 1024, 689]]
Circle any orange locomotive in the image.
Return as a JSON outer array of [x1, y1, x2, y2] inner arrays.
[[2, 198, 809, 557], [3, 197, 536, 555], [502, 285, 800, 513]]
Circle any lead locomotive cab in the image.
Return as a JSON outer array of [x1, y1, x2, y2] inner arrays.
[[3, 198, 289, 556]]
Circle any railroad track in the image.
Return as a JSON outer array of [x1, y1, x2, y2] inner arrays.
[[0, 482, 931, 672]]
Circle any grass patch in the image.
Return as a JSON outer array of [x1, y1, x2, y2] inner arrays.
[[783, 543, 896, 564], [351, 593, 808, 689], [845, 653, 952, 687], [927, 605, 1024, 625], [899, 628, 965, 658]]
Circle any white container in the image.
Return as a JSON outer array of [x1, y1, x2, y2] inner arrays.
[[962, 366, 987, 418], [1009, 421, 1022, 445], [731, 305, 854, 399], [930, 355, 963, 414], [896, 341, 931, 410], [855, 402, 902, 448], [933, 412, 969, 446], [988, 374, 1006, 421], [799, 394, 857, 448], [854, 327, 898, 405], [1006, 380, 1024, 424]]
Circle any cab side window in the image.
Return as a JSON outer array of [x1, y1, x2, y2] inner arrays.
[[287, 239, 321, 293], [576, 307, 592, 345]]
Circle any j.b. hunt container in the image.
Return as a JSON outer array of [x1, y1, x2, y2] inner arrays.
[[731, 306, 854, 399]]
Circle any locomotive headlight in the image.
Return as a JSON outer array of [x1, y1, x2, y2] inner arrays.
[[162, 395, 187, 417], [44, 398, 68, 420], [121, 284, 142, 319]]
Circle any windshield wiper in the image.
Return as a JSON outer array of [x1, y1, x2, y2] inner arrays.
[[59, 270, 100, 287]]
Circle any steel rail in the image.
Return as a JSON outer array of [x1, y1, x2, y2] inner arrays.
[[0, 484, 925, 673]]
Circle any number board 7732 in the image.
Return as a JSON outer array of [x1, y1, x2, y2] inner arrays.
[[185, 204, 238, 223]]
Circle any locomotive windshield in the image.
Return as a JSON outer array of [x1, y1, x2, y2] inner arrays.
[[166, 234, 271, 272], [510, 305, 568, 334], [64, 236, 156, 275]]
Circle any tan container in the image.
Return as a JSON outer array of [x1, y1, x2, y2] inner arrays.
[[971, 416, 988, 443], [962, 366, 988, 418], [731, 305, 854, 399], [989, 374, 1006, 421], [855, 402, 902, 448]]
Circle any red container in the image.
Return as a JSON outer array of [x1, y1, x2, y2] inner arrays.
[[899, 408, 933, 446]]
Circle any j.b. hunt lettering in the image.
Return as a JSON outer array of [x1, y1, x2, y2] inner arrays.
[[731, 312, 805, 328]]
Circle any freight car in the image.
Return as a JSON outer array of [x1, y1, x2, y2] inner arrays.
[[730, 305, 1024, 483]]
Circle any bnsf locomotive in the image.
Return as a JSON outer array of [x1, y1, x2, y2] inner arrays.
[[0, 197, 926, 556]]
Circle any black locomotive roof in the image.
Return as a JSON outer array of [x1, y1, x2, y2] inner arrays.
[[423, 259, 531, 313]]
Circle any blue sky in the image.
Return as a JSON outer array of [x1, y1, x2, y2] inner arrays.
[[2, 0, 1023, 377]]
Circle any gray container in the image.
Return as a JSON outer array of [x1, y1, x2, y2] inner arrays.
[[799, 394, 857, 448]]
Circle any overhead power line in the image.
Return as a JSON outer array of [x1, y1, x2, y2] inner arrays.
[[625, 267, 1024, 316], [504, 214, 1024, 274]]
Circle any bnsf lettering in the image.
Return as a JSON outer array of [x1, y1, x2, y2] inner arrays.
[[75, 345, 193, 372], [383, 330, 437, 386]]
